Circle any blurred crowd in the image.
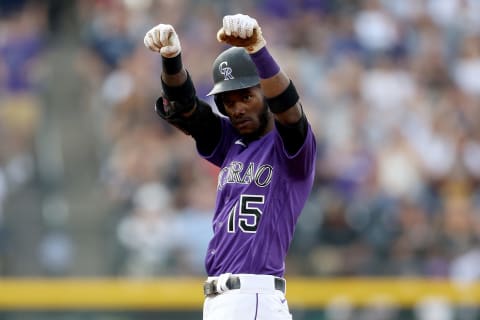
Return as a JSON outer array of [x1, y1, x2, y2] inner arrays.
[[0, 0, 47, 273], [1, 0, 480, 286]]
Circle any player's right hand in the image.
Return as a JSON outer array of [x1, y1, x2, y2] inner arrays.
[[144, 24, 181, 58]]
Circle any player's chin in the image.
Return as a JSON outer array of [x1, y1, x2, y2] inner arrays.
[[234, 120, 256, 135], [237, 127, 264, 141]]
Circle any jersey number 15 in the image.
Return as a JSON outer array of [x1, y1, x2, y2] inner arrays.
[[227, 194, 265, 233]]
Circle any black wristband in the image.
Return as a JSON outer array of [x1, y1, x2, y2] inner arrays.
[[266, 80, 300, 114], [162, 53, 183, 75]]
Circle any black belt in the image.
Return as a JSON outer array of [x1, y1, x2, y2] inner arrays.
[[203, 275, 286, 297]]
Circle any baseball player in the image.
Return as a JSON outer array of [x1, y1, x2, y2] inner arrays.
[[144, 13, 316, 320]]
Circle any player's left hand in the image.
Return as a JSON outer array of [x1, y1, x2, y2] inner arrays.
[[217, 14, 266, 54]]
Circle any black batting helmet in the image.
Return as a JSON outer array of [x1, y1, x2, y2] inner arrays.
[[207, 47, 260, 115]]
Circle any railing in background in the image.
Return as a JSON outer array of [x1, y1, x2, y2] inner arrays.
[[0, 277, 479, 310]]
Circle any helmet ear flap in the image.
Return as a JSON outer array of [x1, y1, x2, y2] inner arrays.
[[214, 94, 227, 116]]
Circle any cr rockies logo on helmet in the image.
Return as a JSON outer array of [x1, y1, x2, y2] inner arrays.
[[219, 61, 235, 81]]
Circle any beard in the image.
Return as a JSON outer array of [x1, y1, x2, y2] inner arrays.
[[242, 100, 272, 142]]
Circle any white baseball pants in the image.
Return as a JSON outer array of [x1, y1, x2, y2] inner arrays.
[[203, 274, 292, 320]]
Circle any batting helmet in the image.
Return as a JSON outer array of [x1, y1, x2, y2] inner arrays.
[[207, 47, 260, 115]]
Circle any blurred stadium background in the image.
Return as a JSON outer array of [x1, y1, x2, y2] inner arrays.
[[0, 0, 480, 319]]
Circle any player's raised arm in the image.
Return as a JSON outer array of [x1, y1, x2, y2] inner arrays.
[[144, 23, 221, 154], [217, 14, 303, 126], [144, 23, 195, 116], [144, 24, 187, 86]]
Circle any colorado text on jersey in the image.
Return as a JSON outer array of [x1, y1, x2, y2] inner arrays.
[[217, 161, 273, 190]]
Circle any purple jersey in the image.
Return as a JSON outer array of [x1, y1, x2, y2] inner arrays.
[[199, 118, 316, 277]]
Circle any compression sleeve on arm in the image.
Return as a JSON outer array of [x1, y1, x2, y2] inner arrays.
[[160, 71, 196, 115], [155, 97, 222, 155], [274, 109, 308, 155], [157, 69, 221, 155]]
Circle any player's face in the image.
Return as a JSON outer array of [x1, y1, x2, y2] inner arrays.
[[222, 86, 272, 138]]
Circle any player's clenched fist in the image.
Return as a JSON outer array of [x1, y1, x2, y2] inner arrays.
[[144, 24, 181, 58], [217, 14, 266, 54]]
